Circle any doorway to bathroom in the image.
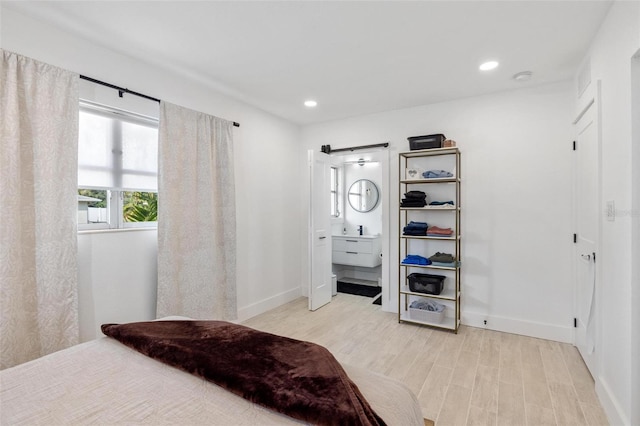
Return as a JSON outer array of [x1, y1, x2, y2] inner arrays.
[[328, 148, 390, 310]]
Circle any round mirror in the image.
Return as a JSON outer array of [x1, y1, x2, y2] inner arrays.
[[348, 179, 379, 213]]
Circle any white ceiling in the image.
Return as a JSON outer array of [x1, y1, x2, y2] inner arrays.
[[5, 1, 612, 125]]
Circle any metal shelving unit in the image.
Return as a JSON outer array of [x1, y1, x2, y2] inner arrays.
[[398, 147, 461, 332]]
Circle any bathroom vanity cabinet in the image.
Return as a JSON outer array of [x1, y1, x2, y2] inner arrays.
[[332, 235, 382, 268], [398, 147, 461, 332]]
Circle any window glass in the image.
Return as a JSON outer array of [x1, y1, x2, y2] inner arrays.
[[121, 121, 158, 191], [77, 189, 109, 225], [78, 111, 114, 188], [123, 191, 157, 223], [78, 103, 158, 229]]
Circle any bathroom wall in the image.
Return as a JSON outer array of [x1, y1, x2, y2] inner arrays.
[[332, 152, 384, 237]]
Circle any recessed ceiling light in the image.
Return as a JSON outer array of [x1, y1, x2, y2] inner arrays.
[[479, 61, 499, 71], [304, 100, 317, 107], [513, 71, 533, 82]]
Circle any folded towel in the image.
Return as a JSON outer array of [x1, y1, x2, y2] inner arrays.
[[403, 230, 428, 236], [405, 221, 429, 231], [406, 221, 428, 228], [404, 225, 428, 230], [429, 200, 455, 206], [426, 226, 453, 236], [403, 221, 429, 235], [400, 200, 427, 207], [431, 261, 458, 268], [428, 226, 452, 232], [422, 170, 453, 179], [404, 191, 427, 200], [429, 252, 456, 263], [401, 255, 431, 265]]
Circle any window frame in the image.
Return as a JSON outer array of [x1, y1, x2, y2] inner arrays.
[[330, 166, 339, 218], [78, 101, 158, 231], [330, 165, 345, 225]]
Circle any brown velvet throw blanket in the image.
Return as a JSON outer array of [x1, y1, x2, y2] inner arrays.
[[102, 320, 385, 426]]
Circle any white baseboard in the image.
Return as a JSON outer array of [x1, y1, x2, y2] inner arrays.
[[462, 311, 574, 343], [596, 376, 628, 426], [237, 287, 302, 322]]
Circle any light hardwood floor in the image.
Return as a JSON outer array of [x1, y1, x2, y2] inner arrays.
[[242, 294, 609, 426]]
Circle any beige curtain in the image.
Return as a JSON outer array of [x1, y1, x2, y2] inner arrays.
[[0, 50, 79, 369], [157, 101, 237, 320]]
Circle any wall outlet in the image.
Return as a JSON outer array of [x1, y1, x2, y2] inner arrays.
[[606, 201, 615, 222]]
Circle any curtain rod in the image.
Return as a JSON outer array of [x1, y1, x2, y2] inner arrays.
[[79, 75, 240, 128], [320, 142, 389, 154]]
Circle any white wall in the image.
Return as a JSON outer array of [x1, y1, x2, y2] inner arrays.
[[338, 154, 384, 237], [77, 230, 158, 340], [631, 52, 640, 426], [1, 6, 304, 336], [579, 2, 640, 425], [302, 81, 575, 342]]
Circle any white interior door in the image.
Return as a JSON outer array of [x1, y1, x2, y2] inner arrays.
[[308, 150, 332, 311], [573, 96, 599, 376]]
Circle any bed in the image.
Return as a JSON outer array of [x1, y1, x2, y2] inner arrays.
[[0, 319, 424, 425]]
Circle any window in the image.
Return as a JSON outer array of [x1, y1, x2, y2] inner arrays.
[[78, 102, 158, 230], [330, 166, 340, 218]]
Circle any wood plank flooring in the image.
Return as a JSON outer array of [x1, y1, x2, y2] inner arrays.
[[242, 294, 609, 426]]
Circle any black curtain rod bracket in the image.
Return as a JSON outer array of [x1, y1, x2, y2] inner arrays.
[[80, 74, 240, 127], [321, 142, 389, 155]]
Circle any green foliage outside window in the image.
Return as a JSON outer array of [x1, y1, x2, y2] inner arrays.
[[123, 191, 158, 222]]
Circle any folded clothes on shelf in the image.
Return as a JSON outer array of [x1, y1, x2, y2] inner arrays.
[[404, 221, 428, 229], [431, 261, 458, 268], [422, 170, 453, 179], [403, 230, 427, 236], [400, 200, 427, 207], [401, 255, 431, 265], [429, 252, 456, 263], [426, 226, 453, 237], [404, 190, 427, 200], [401, 190, 427, 207], [428, 200, 455, 206], [403, 221, 428, 236], [409, 299, 445, 312]]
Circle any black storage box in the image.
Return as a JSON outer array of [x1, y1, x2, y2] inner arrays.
[[407, 273, 446, 295], [408, 134, 446, 150]]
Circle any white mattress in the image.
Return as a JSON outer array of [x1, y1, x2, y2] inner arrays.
[[0, 336, 423, 425]]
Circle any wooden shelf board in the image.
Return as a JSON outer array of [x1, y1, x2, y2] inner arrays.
[[398, 311, 458, 331], [399, 147, 459, 157], [400, 178, 459, 184], [400, 263, 459, 271], [399, 286, 456, 301], [400, 206, 458, 211], [400, 235, 460, 241]]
